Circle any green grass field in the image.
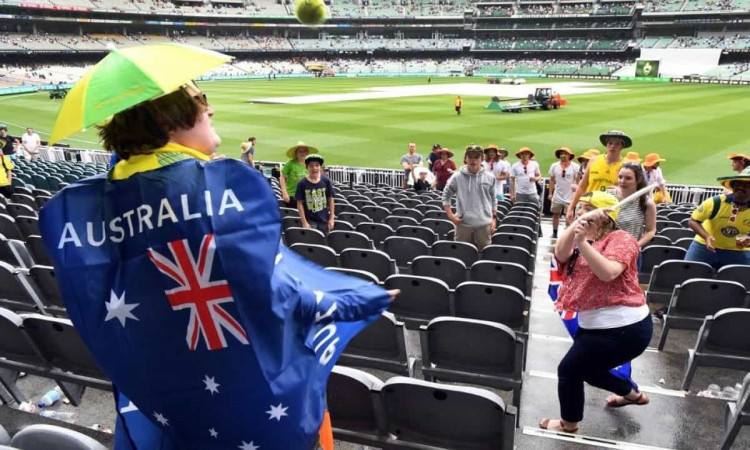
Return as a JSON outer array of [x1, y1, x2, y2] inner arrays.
[[2, 76, 749, 184]]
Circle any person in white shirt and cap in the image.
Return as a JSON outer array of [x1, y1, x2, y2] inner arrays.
[[548, 147, 579, 238]]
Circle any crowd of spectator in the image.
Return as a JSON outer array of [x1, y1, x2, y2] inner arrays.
[[640, 34, 750, 50], [517, 4, 556, 15], [11, 0, 750, 18], [474, 37, 629, 52], [682, 0, 736, 11], [0, 56, 632, 87], [595, 1, 634, 14], [559, 2, 594, 14]]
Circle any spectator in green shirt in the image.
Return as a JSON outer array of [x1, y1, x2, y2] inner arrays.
[[280, 142, 319, 207]]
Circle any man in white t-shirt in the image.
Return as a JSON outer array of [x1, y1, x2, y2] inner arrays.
[[548, 147, 580, 238], [483, 144, 510, 200], [400, 142, 423, 188], [510, 147, 541, 204], [21, 128, 41, 162]]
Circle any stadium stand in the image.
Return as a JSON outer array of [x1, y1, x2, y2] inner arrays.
[[2, 0, 750, 446], [0, 153, 746, 448]]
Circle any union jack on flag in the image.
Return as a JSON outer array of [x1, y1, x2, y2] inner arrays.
[[548, 257, 579, 335], [148, 234, 249, 351]]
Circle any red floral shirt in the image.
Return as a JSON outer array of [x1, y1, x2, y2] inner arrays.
[[555, 230, 645, 312]]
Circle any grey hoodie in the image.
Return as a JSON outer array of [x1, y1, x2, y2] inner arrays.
[[442, 165, 497, 227]]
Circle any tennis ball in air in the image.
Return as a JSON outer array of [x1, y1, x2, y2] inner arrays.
[[295, 0, 327, 25]]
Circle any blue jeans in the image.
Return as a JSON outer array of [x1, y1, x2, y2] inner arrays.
[[558, 315, 653, 422], [684, 241, 750, 270]]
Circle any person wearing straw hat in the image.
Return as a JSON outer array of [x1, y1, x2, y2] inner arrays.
[[548, 147, 580, 238], [483, 144, 510, 201], [567, 130, 631, 224], [427, 143, 442, 172], [400, 142, 424, 188], [685, 172, 750, 269], [623, 152, 641, 164], [728, 153, 750, 174], [540, 191, 652, 434], [574, 149, 600, 186], [442, 144, 498, 250], [510, 147, 541, 204], [281, 141, 318, 207], [432, 148, 457, 191], [643, 153, 670, 204], [296, 154, 335, 234], [240, 136, 256, 166]]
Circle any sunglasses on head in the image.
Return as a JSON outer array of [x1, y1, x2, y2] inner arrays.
[[192, 93, 208, 107], [467, 144, 483, 152]]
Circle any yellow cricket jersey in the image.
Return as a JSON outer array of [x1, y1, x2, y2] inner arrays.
[[691, 194, 750, 251], [0, 155, 14, 186], [455, 98, 462, 107], [586, 155, 622, 193]]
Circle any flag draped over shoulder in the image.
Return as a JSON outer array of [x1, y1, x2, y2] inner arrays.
[[39, 157, 391, 450], [548, 258, 637, 391]]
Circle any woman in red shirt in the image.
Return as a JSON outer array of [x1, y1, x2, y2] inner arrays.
[[540, 191, 652, 434], [431, 149, 457, 191]]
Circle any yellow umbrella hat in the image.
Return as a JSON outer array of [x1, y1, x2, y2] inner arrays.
[[50, 44, 233, 144]]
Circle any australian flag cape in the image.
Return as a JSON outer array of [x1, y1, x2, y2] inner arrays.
[[39, 157, 391, 450], [548, 257, 637, 392]]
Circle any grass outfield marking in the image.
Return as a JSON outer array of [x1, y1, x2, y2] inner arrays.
[[251, 81, 625, 104]]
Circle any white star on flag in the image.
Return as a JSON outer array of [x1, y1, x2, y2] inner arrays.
[[153, 412, 169, 426], [203, 375, 220, 395], [266, 403, 288, 421], [104, 291, 139, 327], [238, 441, 259, 450], [209, 428, 218, 438]]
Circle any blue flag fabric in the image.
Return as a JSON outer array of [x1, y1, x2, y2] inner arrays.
[[548, 258, 637, 391], [39, 158, 391, 450]]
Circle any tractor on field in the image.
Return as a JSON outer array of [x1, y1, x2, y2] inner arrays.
[[528, 88, 564, 110], [486, 87, 567, 113]]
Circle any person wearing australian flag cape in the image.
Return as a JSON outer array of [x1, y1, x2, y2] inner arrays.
[[539, 191, 652, 435], [40, 80, 394, 449]]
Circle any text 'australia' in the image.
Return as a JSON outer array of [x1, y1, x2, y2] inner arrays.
[[57, 189, 244, 249]]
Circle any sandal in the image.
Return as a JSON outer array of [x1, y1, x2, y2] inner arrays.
[[606, 392, 650, 408], [538, 418, 579, 434]]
